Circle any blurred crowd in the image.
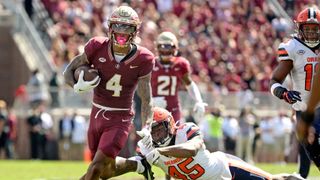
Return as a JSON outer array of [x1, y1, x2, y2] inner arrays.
[[30, 0, 312, 95], [196, 106, 296, 164], [0, 96, 89, 160]]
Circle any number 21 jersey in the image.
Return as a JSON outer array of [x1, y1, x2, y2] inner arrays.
[[151, 57, 191, 121]]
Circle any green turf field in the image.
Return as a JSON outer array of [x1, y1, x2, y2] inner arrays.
[[0, 160, 319, 180]]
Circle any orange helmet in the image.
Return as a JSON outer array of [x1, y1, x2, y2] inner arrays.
[[295, 7, 320, 47], [108, 6, 141, 48], [156, 31, 179, 64], [151, 107, 176, 147]]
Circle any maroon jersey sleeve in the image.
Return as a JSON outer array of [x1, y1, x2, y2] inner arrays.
[[138, 47, 155, 78], [177, 57, 191, 76], [84, 37, 108, 63]]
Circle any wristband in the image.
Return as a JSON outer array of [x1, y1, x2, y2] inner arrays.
[[270, 83, 287, 99]]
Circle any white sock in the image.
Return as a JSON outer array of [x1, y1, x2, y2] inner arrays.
[[128, 156, 145, 173]]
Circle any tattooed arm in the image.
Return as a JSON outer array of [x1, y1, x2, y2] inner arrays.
[[63, 53, 89, 87], [137, 73, 153, 126]]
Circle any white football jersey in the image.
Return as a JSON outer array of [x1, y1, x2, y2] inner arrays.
[[278, 37, 319, 111], [154, 123, 231, 180]]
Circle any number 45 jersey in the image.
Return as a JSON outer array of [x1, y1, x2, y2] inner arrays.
[[154, 123, 232, 180], [151, 57, 191, 121], [278, 37, 319, 111]]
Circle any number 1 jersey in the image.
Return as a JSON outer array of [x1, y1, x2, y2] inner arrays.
[[278, 37, 319, 111]]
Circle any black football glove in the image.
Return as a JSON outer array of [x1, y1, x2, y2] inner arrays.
[[282, 90, 301, 104]]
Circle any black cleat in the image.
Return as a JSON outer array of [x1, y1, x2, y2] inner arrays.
[[140, 157, 155, 180]]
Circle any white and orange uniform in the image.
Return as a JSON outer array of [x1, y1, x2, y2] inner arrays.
[[278, 37, 319, 111], [154, 123, 232, 180]]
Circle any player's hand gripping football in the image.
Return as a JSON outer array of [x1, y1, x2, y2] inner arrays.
[[193, 102, 208, 120], [73, 70, 101, 93], [282, 90, 301, 104], [137, 128, 154, 156]]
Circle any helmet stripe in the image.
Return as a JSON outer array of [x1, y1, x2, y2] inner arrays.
[[310, 7, 316, 20]]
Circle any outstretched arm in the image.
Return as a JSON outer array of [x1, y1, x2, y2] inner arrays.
[[63, 52, 89, 87], [157, 135, 203, 158], [137, 73, 153, 126]]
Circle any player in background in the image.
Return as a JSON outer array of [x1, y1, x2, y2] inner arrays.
[[151, 31, 206, 124], [269, 7, 320, 177], [136, 107, 305, 180], [63, 6, 155, 180]]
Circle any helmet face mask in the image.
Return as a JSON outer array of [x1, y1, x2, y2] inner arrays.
[[151, 107, 176, 147], [111, 24, 137, 34], [295, 7, 320, 48], [156, 32, 179, 64], [108, 6, 141, 48], [151, 120, 172, 147], [157, 44, 176, 63], [299, 23, 320, 47], [110, 23, 137, 46]]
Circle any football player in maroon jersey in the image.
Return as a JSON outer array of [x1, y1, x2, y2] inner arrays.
[[151, 31, 206, 124], [63, 6, 155, 180]]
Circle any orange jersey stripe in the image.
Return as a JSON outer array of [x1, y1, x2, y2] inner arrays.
[[278, 49, 288, 55]]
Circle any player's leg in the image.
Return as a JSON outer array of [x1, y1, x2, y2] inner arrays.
[[295, 111, 312, 177], [81, 107, 132, 180], [85, 111, 154, 180], [87, 152, 137, 179], [226, 153, 273, 179], [99, 156, 154, 179], [80, 106, 100, 180], [226, 153, 305, 180], [307, 108, 320, 171], [298, 144, 311, 178], [85, 113, 132, 179], [297, 109, 320, 173]]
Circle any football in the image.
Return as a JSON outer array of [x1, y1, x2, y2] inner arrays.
[[74, 65, 99, 82]]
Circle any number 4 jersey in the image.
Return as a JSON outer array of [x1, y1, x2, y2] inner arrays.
[[278, 37, 319, 111], [84, 37, 155, 113], [151, 57, 191, 121], [154, 122, 232, 180]]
